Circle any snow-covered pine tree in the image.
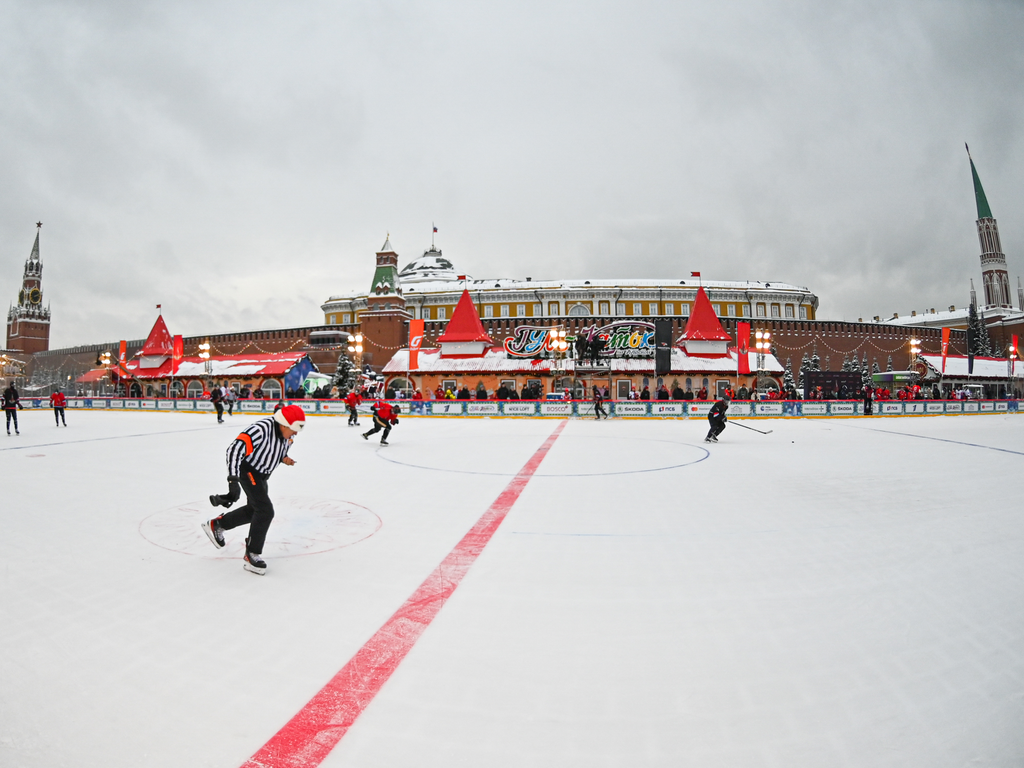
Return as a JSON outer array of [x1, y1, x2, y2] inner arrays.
[[967, 303, 994, 357], [841, 354, 851, 372], [799, 353, 810, 389], [811, 348, 821, 371], [784, 358, 796, 391], [332, 351, 357, 395]]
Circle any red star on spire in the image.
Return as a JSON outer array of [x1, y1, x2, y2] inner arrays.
[[36, 221, 42, 228]]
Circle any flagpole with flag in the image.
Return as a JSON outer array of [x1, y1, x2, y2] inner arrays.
[[691, 271, 702, 288]]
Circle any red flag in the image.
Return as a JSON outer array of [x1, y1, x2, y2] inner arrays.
[[408, 319, 424, 370], [690, 272, 701, 277], [941, 327, 950, 373], [172, 335, 183, 375], [737, 321, 751, 374], [118, 339, 127, 364]]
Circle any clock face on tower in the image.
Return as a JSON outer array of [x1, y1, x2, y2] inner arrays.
[[29, 288, 41, 304]]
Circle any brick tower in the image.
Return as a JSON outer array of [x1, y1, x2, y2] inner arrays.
[[360, 236, 410, 369], [6, 223, 51, 354], [968, 147, 1012, 309]]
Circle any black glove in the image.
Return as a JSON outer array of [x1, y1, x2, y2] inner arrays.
[[391, 416, 399, 424], [226, 476, 241, 503]]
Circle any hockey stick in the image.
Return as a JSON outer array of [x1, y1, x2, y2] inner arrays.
[[730, 420, 773, 435]]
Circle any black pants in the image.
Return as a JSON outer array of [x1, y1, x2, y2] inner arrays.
[[5, 409, 18, 432], [53, 407, 66, 425], [706, 415, 726, 439], [214, 402, 224, 422], [593, 401, 607, 419], [225, 400, 234, 415], [364, 415, 391, 442], [864, 400, 872, 415], [218, 466, 274, 555], [348, 405, 359, 425]]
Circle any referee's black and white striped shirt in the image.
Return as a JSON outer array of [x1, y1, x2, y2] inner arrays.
[[226, 417, 292, 478]]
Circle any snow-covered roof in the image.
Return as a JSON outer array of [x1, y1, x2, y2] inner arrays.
[[123, 353, 311, 380], [398, 247, 460, 284], [437, 290, 493, 345], [384, 348, 782, 375], [885, 306, 1024, 327], [919, 354, 1023, 379]]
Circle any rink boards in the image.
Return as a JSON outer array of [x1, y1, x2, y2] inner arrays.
[[25, 397, 1021, 418]]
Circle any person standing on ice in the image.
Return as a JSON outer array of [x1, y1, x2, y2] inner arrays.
[[362, 400, 398, 445], [210, 383, 225, 423], [201, 404, 306, 575], [704, 393, 730, 443], [592, 385, 608, 420], [49, 389, 67, 426], [3, 382, 21, 435], [344, 389, 361, 426]]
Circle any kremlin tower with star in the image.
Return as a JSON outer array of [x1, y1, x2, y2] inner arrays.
[[6, 223, 52, 355]]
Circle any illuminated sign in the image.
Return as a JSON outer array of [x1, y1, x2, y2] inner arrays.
[[503, 322, 657, 359]]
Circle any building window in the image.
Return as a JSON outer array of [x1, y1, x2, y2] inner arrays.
[[484, 305, 493, 318], [548, 301, 559, 315], [568, 303, 592, 317], [342, 313, 352, 323], [756, 304, 766, 317], [517, 304, 526, 317], [616, 303, 625, 314], [771, 304, 781, 318], [681, 304, 690, 316], [598, 302, 609, 315], [438, 308, 447, 320], [712, 304, 720, 315], [632, 303, 642, 315], [785, 305, 794, 318], [741, 305, 750, 317], [649, 303, 658, 315], [727, 304, 735, 317], [422, 308, 430, 320], [799, 306, 808, 320], [665, 303, 674, 315], [500, 305, 509, 317], [533, 303, 541, 316]]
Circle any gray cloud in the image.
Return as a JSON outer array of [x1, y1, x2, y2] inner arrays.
[[1, 0, 1022, 346]]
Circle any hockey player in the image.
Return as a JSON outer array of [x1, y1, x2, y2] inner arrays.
[[344, 389, 361, 426], [49, 389, 67, 426], [705, 394, 730, 443], [3, 382, 21, 435], [592, 385, 608, 420], [201, 404, 306, 575], [362, 400, 398, 445]]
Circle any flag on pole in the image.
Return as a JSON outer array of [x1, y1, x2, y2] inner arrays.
[[737, 321, 751, 374], [690, 272, 701, 277], [940, 327, 950, 373], [408, 319, 424, 370], [433, 225, 438, 233], [172, 335, 183, 376]]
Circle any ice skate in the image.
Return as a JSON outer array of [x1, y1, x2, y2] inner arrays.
[[243, 550, 267, 575], [201, 518, 226, 549], [380, 440, 389, 446], [362, 432, 369, 440]]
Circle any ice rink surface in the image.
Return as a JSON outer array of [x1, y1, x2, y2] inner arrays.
[[2, 409, 1023, 767]]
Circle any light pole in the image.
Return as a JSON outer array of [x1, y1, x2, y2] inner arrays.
[[548, 327, 569, 394], [99, 350, 112, 396], [755, 329, 772, 398], [199, 342, 212, 395], [1008, 341, 1018, 398]]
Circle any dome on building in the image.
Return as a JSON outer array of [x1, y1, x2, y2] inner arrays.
[[399, 246, 463, 284]]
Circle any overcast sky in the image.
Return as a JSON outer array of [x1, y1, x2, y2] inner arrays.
[[2, 0, 1023, 348]]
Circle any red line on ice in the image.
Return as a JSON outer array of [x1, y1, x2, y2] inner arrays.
[[241, 420, 567, 768]]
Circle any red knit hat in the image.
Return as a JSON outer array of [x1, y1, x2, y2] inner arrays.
[[273, 404, 306, 431]]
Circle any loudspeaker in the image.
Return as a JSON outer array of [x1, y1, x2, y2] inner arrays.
[[655, 320, 672, 376]]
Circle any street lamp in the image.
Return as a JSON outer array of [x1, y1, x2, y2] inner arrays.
[[199, 341, 212, 378], [755, 330, 772, 397], [909, 338, 921, 361]]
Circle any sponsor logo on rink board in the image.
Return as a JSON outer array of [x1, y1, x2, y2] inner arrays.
[[157, 400, 175, 409], [613, 403, 647, 416], [801, 403, 827, 415], [995, 402, 1008, 411], [926, 403, 944, 413], [294, 402, 317, 413], [651, 403, 684, 416], [240, 401, 265, 412], [466, 402, 500, 415], [92, 399, 109, 408], [502, 402, 537, 416], [196, 401, 214, 410], [945, 402, 962, 412], [124, 400, 140, 408], [430, 402, 464, 415], [727, 402, 751, 415], [881, 402, 903, 414], [540, 402, 572, 416], [755, 403, 783, 415], [577, 403, 596, 416], [688, 402, 714, 416], [980, 402, 995, 412], [964, 402, 979, 412], [904, 402, 926, 414], [830, 403, 856, 415]]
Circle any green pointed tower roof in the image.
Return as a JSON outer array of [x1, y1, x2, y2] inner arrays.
[[967, 144, 993, 220]]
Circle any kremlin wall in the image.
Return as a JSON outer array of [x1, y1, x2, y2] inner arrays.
[[4, 152, 1023, 401]]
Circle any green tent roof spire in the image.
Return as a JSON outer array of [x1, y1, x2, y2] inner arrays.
[[966, 143, 993, 220]]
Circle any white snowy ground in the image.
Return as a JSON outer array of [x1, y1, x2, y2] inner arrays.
[[1, 409, 1022, 768]]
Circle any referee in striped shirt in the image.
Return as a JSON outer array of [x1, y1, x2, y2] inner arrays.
[[202, 404, 306, 575]]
